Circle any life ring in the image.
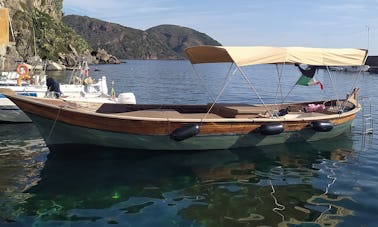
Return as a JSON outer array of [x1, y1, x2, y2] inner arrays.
[[16, 63, 29, 75], [16, 63, 30, 86]]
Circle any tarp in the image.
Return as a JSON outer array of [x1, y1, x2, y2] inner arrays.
[[185, 46, 368, 67]]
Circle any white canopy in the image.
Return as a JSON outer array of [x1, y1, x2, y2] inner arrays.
[[185, 46, 368, 67]]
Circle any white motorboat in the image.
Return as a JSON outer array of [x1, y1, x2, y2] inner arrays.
[[0, 62, 114, 123]]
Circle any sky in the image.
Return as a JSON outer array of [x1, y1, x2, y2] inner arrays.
[[63, 0, 378, 55]]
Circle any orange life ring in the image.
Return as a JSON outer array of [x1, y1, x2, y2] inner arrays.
[[16, 63, 30, 86], [16, 63, 29, 75]]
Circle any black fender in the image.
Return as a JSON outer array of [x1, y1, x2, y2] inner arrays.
[[259, 123, 284, 135], [311, 121, 333, 132], [170, 124, 201, 141]]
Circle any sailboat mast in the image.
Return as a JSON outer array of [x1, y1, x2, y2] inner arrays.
[[32, 22, 37, 56], [8, 12, 15, 42]]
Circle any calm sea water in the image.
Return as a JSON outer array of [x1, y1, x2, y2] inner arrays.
[[1, 60, 377, 226]]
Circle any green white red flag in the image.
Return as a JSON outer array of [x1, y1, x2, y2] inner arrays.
[[295, 65, 324, 90]]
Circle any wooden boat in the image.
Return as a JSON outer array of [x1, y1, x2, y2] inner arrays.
[[1, 46, 368, 150]]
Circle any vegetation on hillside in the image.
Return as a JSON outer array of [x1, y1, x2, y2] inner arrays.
[[146, 25, 221, 58], [32, 10, 90, 61], [63, 15, 221, 59], [4, 0, 90, 64]]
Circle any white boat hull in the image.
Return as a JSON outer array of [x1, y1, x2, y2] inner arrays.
[[0, 76, 112, 122]]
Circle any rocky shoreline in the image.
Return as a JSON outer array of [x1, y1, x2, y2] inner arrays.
[[46, 48, 121, 71], [1, 41, 121, 72]]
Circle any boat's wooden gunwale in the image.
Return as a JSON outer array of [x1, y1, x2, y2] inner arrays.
[[57, 97, 360, 122], [7, 95, 359, 136]]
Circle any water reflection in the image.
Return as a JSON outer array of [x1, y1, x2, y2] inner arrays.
[[2, 135, 356, 226], [0, 123, 48, 223]]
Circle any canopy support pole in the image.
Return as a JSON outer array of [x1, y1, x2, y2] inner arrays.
[[205, 63, 235, 116], [238, 67, 275, 118], [325, 66, 341, 108], [190, 64, 216, 103], [274, 63, 285, 104]]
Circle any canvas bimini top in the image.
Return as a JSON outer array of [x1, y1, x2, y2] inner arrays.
[[185, 46, 368, 67]]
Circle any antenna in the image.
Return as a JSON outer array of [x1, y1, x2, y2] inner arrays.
[[366, 25, 370, 51]]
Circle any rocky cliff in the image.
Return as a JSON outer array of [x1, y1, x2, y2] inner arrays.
[[0, 0, 118, 71]]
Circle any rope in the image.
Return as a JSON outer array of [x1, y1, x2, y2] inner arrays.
[[269, 180, 285, 221], [47, 106, 62, 139]]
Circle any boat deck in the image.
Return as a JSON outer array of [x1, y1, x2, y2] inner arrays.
[[90, 102, 337, 120], [113, 109, 224, 119], [112, 109, 329, 120]]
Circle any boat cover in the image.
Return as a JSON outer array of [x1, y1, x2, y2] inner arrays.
[[185, 46, 368, 67]]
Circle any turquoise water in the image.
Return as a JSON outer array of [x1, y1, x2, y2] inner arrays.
[[0, 60, 377, 226]]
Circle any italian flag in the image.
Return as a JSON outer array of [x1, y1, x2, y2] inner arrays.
[[295, 65, 324, 90]]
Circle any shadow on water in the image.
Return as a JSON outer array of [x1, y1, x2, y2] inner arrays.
[[0, 134, 359, 226]]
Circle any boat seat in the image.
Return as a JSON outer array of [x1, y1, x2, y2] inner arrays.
[[208, 104, 277, 118], [114, 109, 182, 118], [208, 104, 239, 118]]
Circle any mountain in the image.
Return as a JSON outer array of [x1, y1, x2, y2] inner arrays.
[[146, 25, 221, 59], [62, 15, 221, 59]]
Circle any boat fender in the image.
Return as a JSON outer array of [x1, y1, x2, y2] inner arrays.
[[259, 123, 284, 135], [170, 124, 201, 141], [311, 121, 333, 132]]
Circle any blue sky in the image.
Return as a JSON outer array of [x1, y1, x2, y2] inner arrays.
[[63, 0, 378, 54]]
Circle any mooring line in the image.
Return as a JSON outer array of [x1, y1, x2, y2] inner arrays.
[[47, 106, 62, 139]]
